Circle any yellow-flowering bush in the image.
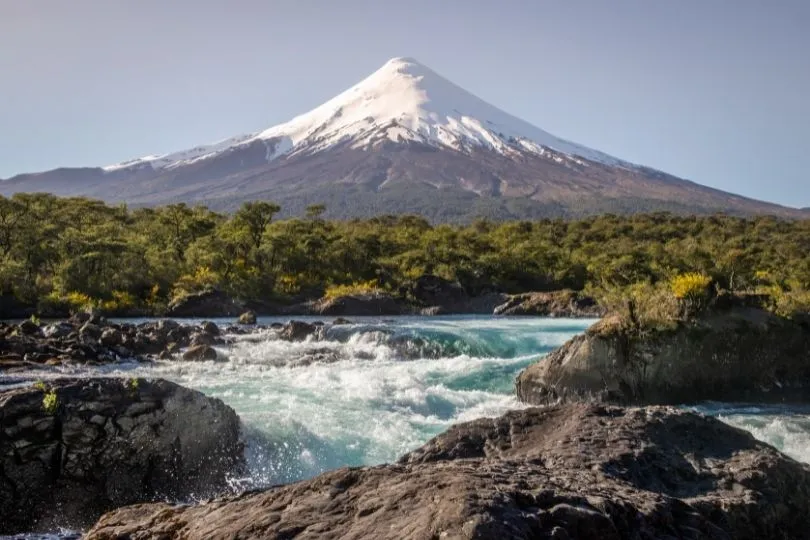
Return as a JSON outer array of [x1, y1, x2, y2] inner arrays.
[[172, 266, 220, 300], [324, 280, 382, 299], [670, 273, 712, 300], [99, 290, 137, 313], [64, 291, 95, 311]]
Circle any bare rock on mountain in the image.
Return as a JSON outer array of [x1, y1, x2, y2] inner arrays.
[[86, 404, 810, 539]]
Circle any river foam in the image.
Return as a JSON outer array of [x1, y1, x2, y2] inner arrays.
[[8, 315, 810, 489]]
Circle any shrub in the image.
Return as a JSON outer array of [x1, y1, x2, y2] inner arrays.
[[42, 390, 59, 414], [172, 266, 220, 301], [771, 288, 810, 319], [99, 290, 138, 314], [595, 281, 680, 333], [324, 280, 383, 299], [64, 291, 96, 312], [670, 272, 712, 300]]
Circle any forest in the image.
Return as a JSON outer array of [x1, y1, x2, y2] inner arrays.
[[0, 193, 808, 318]]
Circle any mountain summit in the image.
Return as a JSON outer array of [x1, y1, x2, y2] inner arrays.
[[1, 57, 805, 220], [103, 57, 624, 173]]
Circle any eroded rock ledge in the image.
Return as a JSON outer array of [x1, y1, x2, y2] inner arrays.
[[86, 404, 810, 539], [0, 378, 244, 534], [517, 306, 810, 406]]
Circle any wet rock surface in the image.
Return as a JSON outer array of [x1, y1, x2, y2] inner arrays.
[[86, 404, 810, 540], [0, 317, 230, 372], [0, 377, 244, 534]]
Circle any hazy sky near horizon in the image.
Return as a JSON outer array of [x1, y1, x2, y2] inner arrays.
[[2, 0, 809, 207]]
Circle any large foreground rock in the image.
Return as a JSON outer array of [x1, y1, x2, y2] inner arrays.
[[86, 404, 810, 539], [0, 378, 244, 534], [517, 306, 810, 406]]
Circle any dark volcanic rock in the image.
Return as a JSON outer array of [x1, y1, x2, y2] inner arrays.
[[278, 320, 319, 342], [411, 274, 467, 307], [86, 404, 810, 539], [182, 344, 218, 361], [494, 290, 603, 317], [0, 378, 244, 534], [0, 318, 245, 372], [516, 307, 810, 406], [314, 293, 409, 316], [166, 289, 245, 318]]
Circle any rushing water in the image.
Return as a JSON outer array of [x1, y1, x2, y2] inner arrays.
[[6, 315, 810, 492]]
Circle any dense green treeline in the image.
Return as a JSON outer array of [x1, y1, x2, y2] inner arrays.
[[1, 193, 808, 316]]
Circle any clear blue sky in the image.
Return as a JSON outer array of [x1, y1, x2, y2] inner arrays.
[[2, 0, 809, 207]]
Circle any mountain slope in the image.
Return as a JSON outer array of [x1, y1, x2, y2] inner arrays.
[[1, 57, 805, 221]]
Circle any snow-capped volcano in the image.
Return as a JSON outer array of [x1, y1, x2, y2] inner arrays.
[[104, 57, 626, 172], [2, 57, 806, 221]]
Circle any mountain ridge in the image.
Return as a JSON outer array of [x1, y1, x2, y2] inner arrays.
[[1, 57, 806, 221]]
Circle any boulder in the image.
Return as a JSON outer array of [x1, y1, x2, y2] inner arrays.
[[0, 378, 243, 534], [42, 322, 73, 339], [17, 319, 41, 336], [422, 292, 510, 315], [237, 310, 257, 325], [278, 320, 319, 342], [99, 328, 123, 347], [516, 306, 810, 406], [86, 404, 810, 539], [79, 322, 103, 340], [314, 293, 409, 316], [201, 321, 220, 336], [494, 290, 603, 317], [166, 289, 244, 318], [190, 332, 217, 347], [182, 344, 218, 361], [410, 274, 467, 307]]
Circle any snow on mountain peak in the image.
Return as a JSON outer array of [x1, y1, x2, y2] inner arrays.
[[103, 57, 628, 172]]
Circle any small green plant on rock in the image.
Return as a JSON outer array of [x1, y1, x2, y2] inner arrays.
[[33, 380, 47, 391], [124, 377, 140, 395], [42, 390, 59, 414]]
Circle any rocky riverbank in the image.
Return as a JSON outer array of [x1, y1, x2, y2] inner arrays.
[[0, 377, 244, 534], [516, 304, 810, 406], [85, 403, 810, 539], [36, 282, 601, 320], [0, 314, 240, 372]]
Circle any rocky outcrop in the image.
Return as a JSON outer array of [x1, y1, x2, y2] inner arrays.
[[494, 290, 603, 317], [517, 306, 810, 406], [410, 274, 468, 307], [86, 404, 810, 539], [182, 344, 219, 361], [314, 293, 410, 316], [0, 318, 227, 371], [0, 378, 244, 534], [278, 320, 320, 342], [166, 289, 245, 318]]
